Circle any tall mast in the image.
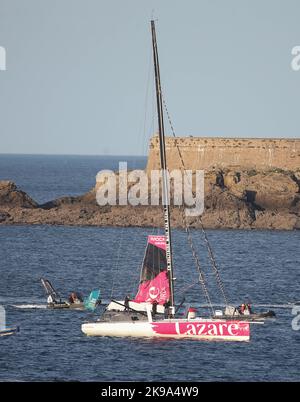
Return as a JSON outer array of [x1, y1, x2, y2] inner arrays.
[[151, 20, 175, 317]]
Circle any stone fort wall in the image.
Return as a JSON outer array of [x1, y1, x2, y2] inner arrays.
[[146, 136, 300, 172]]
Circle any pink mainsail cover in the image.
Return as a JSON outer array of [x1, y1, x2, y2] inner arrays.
[[134, 271, 170, 304], [133, 235, 170, 305]]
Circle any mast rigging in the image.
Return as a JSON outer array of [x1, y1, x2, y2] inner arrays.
[[151, 20, 175, 316]]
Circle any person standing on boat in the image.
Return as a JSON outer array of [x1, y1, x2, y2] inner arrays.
[[124, 295, 131, 311], [69, 293, 75, 304], [244, 303, 252, 315], [152, 301, 158, 316], [238, 302, 252, 315]]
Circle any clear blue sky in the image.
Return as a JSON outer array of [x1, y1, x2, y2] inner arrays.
[[0, 0, 299, 155]]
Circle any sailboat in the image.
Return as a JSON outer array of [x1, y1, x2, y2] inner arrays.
[[81, 20, 250, 341]]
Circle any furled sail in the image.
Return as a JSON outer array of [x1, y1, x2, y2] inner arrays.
[[133, 235, 170, 305], [40, 278, 60, 302]]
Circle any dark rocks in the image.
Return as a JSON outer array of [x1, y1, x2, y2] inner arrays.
[[0, 169, 300, 230], [40, 196, 80, 210], [0, 181, 37, 208], [0, 211, 11, 223]]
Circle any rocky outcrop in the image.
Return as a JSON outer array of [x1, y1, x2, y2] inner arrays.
[[1, 165, 300, 229], [223, 170, 299, 209], [0, 181, 37, 208]]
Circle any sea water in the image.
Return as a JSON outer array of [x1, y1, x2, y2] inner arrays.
[[0, 154, 299, 381]]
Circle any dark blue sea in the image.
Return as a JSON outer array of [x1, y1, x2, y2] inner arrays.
[[0, 154, 300, 381]]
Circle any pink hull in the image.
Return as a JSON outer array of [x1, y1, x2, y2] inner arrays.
[[82, 319, 250, 341], [151, 320, 250, 341]]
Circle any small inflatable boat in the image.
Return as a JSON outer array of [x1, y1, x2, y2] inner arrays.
[[47, 300, 84, 310], [213, 305, 276, 321], [41, 278, 85, 310], [41, 278, 101, 310], [0, 326, 19, 337]]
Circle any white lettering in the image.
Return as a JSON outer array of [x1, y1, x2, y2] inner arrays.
[[128, 169, 148, 206], [207, 323, 218, 335], [175, 321, 181, 335], [218, 323, 228, 336], [0, 46, 6, 71], [291, 46, 300, 71], [96, 170, 117, 205], [0, 305, 6, 331], [292, 306, 300, 330], [184, 170, 204, 217], [101, 386, 135, 400], [95, 164, 205, 217], [150, 170, 160, 205], [118, 162, 128, 205], [186, 323, 196, 335], [196, 323, 206, 335], [228, 323, 239, 336]]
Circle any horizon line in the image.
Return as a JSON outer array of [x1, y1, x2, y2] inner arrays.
[[0, 152, 148, 157]]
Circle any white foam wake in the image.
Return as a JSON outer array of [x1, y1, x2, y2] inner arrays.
[[12, 304, 47, 309]]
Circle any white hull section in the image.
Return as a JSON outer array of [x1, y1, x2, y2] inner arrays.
[[82, 318, 250, 342], [107, 300, 165, 314]]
